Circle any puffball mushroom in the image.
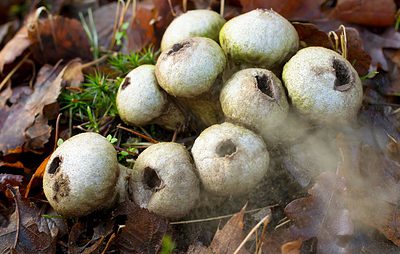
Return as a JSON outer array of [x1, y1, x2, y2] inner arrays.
[[116, 65, 185, 130], [131, 142, 200, 219], [191, 122, 270, 197], [219, 9, 299, 70], [155, 37, 226, 128], [220, 68, 289, 143], [43, 132, 124, 217], [282, 47, 363, 123], [161, 9, 226, 52]]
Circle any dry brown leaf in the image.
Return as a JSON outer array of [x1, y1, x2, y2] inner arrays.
[[360, 28, 400, 71], [0, 26, 31, 72], [209, 206, 250, 254], [0, 187, 58, 253], [335, 26, 371, 76], [239, 0, 326, 21], [127, 1, 157, 52], [28, 15, 91, 65], [25, 155, 50, 198], [281, 239, 303, 254], [113, 201, 168, 254], [0, 174, 24, 192], [0, 64, 65, 155], [293, 22, 332, 48], [62, 58, 84, 87], [285, 171, 354, 253], [0, 161, 30, 174], [328, 0, 397, 27]]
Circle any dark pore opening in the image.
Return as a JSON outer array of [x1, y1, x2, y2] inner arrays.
[[332, 59, 352, 91], [143, 167, 162, 191], [216, 139, 237, 157], [167, 42, 189, 55], [121, 77, 131, 90], [255, 74, 274, 98], [48, 156, 61, 174]]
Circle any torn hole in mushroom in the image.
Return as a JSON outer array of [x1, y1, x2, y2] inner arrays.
[[167, 42, 190, 55], [143, 167, 164, 191], [48, 156, 62, 174], [332, 58, 352, 91], [216, 139, 237, 157], [255, 74, 275, 99], [121, 77, 131, 90]]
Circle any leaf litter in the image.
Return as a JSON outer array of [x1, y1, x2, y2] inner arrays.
[[1, 0, 400, 253]]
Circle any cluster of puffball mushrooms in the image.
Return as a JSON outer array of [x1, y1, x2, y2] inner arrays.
[[43, 9, 363, 219]]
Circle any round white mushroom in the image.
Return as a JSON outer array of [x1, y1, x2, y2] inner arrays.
[[191, 122, 270, 196]]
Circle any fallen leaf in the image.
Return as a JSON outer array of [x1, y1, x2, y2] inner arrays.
[[0, 174, 24, 192], [293, 22, 332, 48], [92, 2, 133, 50], [360, 28, 400, 71], [0, 64, 65, 155], [335, 26, 371, 76], [126, 1, 157, 52], [239, 0, 326, 21], [25, 156, 50, 198], [0, 161, 30, 174], [0, 187, 59, 253], [62, 58, 84, 87], [0, 26, 31, 72], [113, 201, 168, 254], [328, 0, 397, 27], [0, 20, 19, 46], [281, 239, 302, 254], [285, 171, 354, 253], [28, 15, 92, 65], [209, 205, 250, 254]]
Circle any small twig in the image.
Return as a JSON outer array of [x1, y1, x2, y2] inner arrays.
[[220, 0, 225, 17], [183, 0, 187, 12], [81, 54, 109, 69], [8, 187, 21, 249], [0, 52, 32, 91], [170, 205, 277, 225], [339, 25, 347, 59], [274, 218, 291, 229], [117, 124, 158, 143], [233, 213, 271, 254], [168, 0, 177, 16], [53, 113, 62, 151], [101, 233, 116, 254]]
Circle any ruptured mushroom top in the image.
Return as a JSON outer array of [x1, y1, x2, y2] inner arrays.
[[191, 122, 270, 197], [43, 132, 119, 217], [282, 46, 363, 123]]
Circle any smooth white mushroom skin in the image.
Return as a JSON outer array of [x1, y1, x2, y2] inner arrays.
[[282, 47, 363, 123], [132, 142, 200, 219], [191, 122, 270, 197], [220, 68, 289, 143], [116, 65, 185, 130], [161, 9, 226, 52], [219, 9, 299, 70], [43, 132, 119, 217]]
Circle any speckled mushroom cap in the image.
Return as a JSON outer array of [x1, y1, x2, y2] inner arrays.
[[220, 68, 289, 142], [43, 132, 119, 217], [155, 37, 226, 98], [116, 65, 168, 126], [132, 142, 200, 219], [219, 9, 299, 69], [161, 9, 226, 52], [282, 47, 363, 123], [191, 122, 269, 196]]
